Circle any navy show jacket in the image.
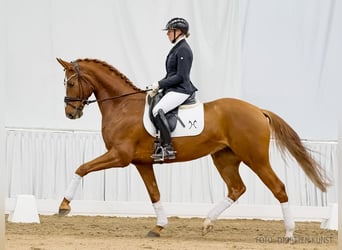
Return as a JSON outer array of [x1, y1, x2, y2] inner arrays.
[[158, 39, 198, 95]]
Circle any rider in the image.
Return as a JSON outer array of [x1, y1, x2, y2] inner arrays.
[[147, 17, 198, 161]]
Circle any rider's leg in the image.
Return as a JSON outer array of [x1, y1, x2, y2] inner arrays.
[[152, 91, 190, 117], [152, 109, 175, 159], [152, 91, 189, 160]]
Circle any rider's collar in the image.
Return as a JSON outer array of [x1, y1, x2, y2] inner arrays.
[[173, 36, 185, 46]]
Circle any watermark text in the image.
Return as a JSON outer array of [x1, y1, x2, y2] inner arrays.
[[255, 235, 333, 244]]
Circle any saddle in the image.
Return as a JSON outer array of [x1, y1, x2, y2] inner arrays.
[[148, 92, 197, 132]]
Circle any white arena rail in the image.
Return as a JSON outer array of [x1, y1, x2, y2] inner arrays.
[[4, 128, 338, 222]]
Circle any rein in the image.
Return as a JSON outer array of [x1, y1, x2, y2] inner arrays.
[[64, 89, 149, 105]]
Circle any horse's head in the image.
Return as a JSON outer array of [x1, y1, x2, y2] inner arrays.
[[57, 58, 94, 119]]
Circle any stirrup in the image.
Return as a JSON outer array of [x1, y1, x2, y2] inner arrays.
[[151, 146, 176, 162]]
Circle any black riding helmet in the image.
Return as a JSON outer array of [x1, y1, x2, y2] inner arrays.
[[163, 18, 190, 43]]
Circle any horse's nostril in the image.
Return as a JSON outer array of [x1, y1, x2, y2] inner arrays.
[[66, 113, 74, 119]]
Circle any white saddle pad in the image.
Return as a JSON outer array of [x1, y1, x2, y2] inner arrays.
[[143, 97, 204, 137]]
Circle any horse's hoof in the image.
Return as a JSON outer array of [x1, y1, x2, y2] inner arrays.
[[146, 230, 161, 237], [202, 219, 214, 236], [146, 225, 163, 237], [58, 208, 70, 217], [284, 230, 295, 244], [58, 198, 71, 217]]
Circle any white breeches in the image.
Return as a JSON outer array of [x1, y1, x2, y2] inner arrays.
[[152, 91, 190, 117]]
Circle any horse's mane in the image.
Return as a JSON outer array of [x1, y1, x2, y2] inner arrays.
[[78, 58, 142, 91]]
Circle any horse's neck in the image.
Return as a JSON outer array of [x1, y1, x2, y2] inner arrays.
[[89, 66, 133, 98], [94, 76, 129, 96], [91, 72, 143, 117]]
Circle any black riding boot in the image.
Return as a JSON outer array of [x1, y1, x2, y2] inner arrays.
[[151, 109, 176, 161]]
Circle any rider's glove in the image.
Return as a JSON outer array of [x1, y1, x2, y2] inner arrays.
[[146, 83, 159, 97], [146, 83, 159, 91]]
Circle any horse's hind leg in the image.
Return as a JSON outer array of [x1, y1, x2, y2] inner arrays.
[[135, 164, 167, 237], [203, 148, 245, 235], [249, 161, 295, 241]]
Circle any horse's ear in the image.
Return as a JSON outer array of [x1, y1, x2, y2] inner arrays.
[[56, 58, 71, 70]]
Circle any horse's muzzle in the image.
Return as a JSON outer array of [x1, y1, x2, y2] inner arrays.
[[65, 109, 83, 120]]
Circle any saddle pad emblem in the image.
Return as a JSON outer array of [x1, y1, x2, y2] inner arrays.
[[143, 99, 204, 137]]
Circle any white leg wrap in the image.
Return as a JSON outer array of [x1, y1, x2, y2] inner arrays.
[[152, 201, 168, 227], [64, 173, 82, 201], [207, 197, 234, 221], [281, 202, 295, 238]]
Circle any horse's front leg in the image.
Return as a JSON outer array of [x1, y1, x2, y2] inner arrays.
[[59, 149, 131, 216], [135, 164, 168, 237]]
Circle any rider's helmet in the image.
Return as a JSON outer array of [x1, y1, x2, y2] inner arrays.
[[163, 17, 189, 36]]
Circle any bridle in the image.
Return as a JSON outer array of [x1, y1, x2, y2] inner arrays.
[[63, 61, 88, 113], [64, 61, 149, 112]]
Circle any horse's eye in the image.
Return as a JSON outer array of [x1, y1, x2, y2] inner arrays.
[[67, 81, 74, 87]]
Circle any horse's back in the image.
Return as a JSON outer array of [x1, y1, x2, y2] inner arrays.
[[203, 97, 270, 145], [204, 97, 266, 120]]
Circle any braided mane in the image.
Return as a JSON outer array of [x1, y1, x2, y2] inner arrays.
[[78, 58, 142, 91]]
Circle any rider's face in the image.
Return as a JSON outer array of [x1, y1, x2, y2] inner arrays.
[[166, 29, 182, 43]]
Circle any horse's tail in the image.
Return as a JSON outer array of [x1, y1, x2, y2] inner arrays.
[[262, 109, 330, 192]]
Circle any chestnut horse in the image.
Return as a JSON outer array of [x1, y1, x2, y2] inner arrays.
[[57, 58, 329, 240]]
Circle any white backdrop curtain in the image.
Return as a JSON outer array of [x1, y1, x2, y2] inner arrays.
[[241, 0, 342, 140], [3, 0, 341, 217], [0, 0, 6, 245], [4, 0, 240, 130], [6, 129, 337, 207]]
